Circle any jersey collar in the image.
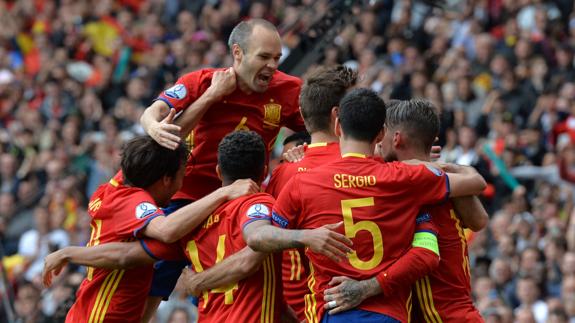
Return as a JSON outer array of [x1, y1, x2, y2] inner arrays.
[[342, 153, 367, 158]]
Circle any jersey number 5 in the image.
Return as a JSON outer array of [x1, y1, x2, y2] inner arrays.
[[341, 197, 383, 270], [186, 235, 239, 308]]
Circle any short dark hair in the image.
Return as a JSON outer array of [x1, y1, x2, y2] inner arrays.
[[228, 19, 277, 52], [385, 99, 439, 153], [218, 131, 266, 182], [283, 131, 311, 147], [121, 136, 188, 188], [338, 88, 386, 142], [300, 65, 358, 133]]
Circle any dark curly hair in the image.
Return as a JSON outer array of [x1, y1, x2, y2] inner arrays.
[[218, 131, 266, 182]]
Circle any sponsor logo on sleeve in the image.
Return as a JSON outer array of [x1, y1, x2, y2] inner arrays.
[[135, 202, 158, 219], [164, 84, 187, 100], [246, 204, 271, 219], [272, 211, 289, 228], [425, 164, 443, 176], [415, 212, 431, 224]]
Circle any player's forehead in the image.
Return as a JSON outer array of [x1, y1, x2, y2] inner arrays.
[[245, 26, 281, 55]]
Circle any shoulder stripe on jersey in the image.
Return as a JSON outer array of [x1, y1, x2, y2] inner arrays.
[[304, 262, 319, 323], [406, 291, 412, 323], [449, 210, 471, 278], [88, 269, 123, 323], [88, 270, 115, 323], [269, 256, 277, 322], [109, 178, 119, 187], [87, 219, 103, 281], [260, 256, 276, 323], [308, 142, 328, 148], [96, 269, 125, 323], [415, 277, 443, 323]]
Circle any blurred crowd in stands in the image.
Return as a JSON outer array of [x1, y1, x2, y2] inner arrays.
[[2, 0, 575, 322]]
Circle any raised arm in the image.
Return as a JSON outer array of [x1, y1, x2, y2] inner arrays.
[[441, 163, 487, 197], [140, 101, 182, 150], [143, 179, 259, 243], [243, 221, 352, 262], [451, 196, 488, 231], [175, 68, 236, 137], [42, 242, 153, 287], [181, 246, 268, 296], [141, 68, 236, 149]]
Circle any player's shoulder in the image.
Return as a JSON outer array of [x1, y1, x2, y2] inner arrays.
[[273, 161, 301, 177], [179, 67, 222, 83], [243, 192, 276, 204]]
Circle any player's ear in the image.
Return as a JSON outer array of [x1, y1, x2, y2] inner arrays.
[[216, 165, 223, 181], [330, 106, 339, 128], [392, 130, 402, 148], [375, 128, 385, 143], [334, 117, 342, 138], [232, 44, 243, 63], [161, 175, 172, 188], [260, 165, 268, 183]]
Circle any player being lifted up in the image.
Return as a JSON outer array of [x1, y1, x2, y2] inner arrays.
[[139, 18, 307, 316], [43, 131, 352, 323], [243, 88, 487, 323]]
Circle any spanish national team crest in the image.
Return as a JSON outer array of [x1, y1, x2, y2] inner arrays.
[[263, 102, 281, 129]]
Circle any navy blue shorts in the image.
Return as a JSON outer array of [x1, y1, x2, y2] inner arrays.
[[321, 309, 401, 323], [148, 199, 194, 303]]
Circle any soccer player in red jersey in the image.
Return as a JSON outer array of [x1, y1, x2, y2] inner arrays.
[[324, 99, 486, 322], [42, 136, 257, 323], [379, 100, 485, 322], [264, 65, 357, 321], [139, 18, 306, 313], [43, 132, 351, 323], [242, 88, 487, 323]]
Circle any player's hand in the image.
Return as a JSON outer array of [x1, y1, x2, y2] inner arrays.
[[149, 108, 182, 150], [42, 250, 68, 288], [302, 222, 353, 262], [223, 179, 260, 200], [208, 67, 237, 100], [283, 144, 306, 163], [323, 276, 372, 314], [430, 146, 441, 161], [181, 267, 201, 297]]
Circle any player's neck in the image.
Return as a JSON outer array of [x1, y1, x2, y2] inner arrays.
[[339, 139, 374, 157], [237, 78, 253, 95], [310, 131, 338, 144], [397, 149, 429, 163]]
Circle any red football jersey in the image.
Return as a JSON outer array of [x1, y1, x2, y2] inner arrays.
[[156, 68, 305, 201], [413, 202, 483, 322], [265, 142, 340, 321], [144, 193, 283, 323], [272, 154, 449, 323], [66, 177, 165, 323]]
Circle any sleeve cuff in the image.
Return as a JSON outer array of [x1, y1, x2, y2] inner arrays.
[[139, 240, 163, 261], [154, 97, 175, 110], [133, 212, 164, 238], [242, 217, 272, 230], [443, 174, 451, 202], [375, 271, 392, 297]]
